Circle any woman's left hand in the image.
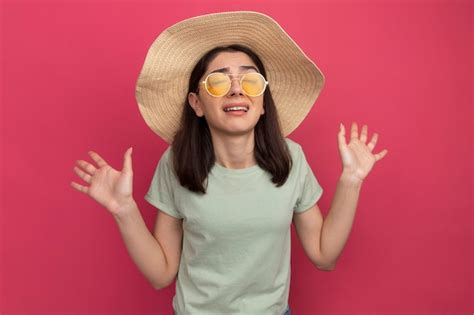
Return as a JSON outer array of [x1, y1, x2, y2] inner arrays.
[[338, 122, 388, 183]]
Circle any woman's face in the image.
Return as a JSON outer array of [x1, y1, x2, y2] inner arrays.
[[188, 51, 265, 137]]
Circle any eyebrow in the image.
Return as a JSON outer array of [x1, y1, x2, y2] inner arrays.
[[208, 65, 259, 74]]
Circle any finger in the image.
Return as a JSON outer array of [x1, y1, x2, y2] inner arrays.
[[367, 133, 379, 152], [73, 165, 92, 184], [338, 123, 347, 148], [374, 149, 388, 161], [360, 124, 368, 143], [76, 159, 97, 175], [88, 151, 108, 168], [70, 181, 89, 194], [123, 147, 133, 173], [350, 121, 358, 140]]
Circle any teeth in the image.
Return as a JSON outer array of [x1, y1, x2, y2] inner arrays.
[[224, 106, 248, 112]]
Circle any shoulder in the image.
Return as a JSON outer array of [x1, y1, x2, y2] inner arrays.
[[156, 145, 174, 175], [156, 145, 181, 185], [162, 145, 172, 160], [284, 137, 303, 159], [284, 138, 311, 176], [158, 145, 173, 166]]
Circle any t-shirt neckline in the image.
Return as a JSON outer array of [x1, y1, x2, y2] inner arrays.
[[211, 161, 261, 175]]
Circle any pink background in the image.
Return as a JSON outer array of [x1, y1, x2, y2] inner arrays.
[[1, 1, 472, 314]]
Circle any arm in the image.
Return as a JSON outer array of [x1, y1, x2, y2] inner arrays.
[[320, 171, 362, 268], [113, 200, 179, 289], [71, 147, 183, 289], [292, 171, 362, 270], [320, 121, 387, 267], [294, 122, 387, 270]]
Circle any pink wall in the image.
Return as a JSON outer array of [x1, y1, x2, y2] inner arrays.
[[1, 1, 472, 314]]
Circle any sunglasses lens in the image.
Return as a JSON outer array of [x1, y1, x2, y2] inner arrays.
[[206, 73, 230, 96], [242, 73, 266, 96]]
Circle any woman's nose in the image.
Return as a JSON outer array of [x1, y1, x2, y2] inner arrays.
[[228, 77, 244, 95]]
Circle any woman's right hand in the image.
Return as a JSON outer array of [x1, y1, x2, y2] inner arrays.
[[70, 147, 135, 216]]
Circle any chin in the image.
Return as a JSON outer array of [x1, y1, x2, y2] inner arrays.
[[218, 126, 257, 137]]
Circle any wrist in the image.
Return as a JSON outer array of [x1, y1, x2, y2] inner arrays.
[[340, 170, 364, 186], [113, 198, 138, 220]]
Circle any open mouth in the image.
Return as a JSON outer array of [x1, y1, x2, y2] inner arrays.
[[223, 106, 249, 113]]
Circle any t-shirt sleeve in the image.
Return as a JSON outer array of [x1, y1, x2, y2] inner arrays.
[[293, 145, 323, 213], [144, 147, 183, 219]]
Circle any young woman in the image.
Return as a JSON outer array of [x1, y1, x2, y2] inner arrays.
[[71, 11, 387, 315]]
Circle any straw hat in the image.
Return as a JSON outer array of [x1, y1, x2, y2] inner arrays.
[[135, 11, 325, 144]]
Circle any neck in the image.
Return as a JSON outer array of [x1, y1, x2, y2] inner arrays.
[[210, 129, 257, 169]]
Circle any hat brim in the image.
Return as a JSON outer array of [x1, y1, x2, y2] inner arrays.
[[135, 11, 325, 144]]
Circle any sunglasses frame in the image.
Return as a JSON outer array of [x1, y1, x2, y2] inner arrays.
[[200, 72, 269, 97]]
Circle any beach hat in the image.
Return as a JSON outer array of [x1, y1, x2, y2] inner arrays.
[[135, 11, 325, 144]]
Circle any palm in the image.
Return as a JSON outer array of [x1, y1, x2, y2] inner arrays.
[[88, 165, 133, 211], [338, 122, 388, 182], [71, 148, 134, 214]]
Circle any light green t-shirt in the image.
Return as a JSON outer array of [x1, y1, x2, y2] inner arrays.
[[145, 138, 323, 315]]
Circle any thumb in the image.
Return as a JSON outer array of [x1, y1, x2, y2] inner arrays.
[[338, 123, 347, 148], [123, 147, 133, 173]]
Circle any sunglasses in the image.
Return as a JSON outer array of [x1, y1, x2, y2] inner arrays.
[[199, 72, 269, 97]]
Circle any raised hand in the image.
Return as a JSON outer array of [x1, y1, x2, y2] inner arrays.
[[70, 147, 135, 216], [338, 122, 388, 183]]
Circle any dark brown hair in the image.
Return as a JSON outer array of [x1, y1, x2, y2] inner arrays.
[[171, 44, 292, 194]]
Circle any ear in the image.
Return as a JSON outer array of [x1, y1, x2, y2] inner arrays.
[[188, 92, 205, 117], [261, 105, 265, 115]]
